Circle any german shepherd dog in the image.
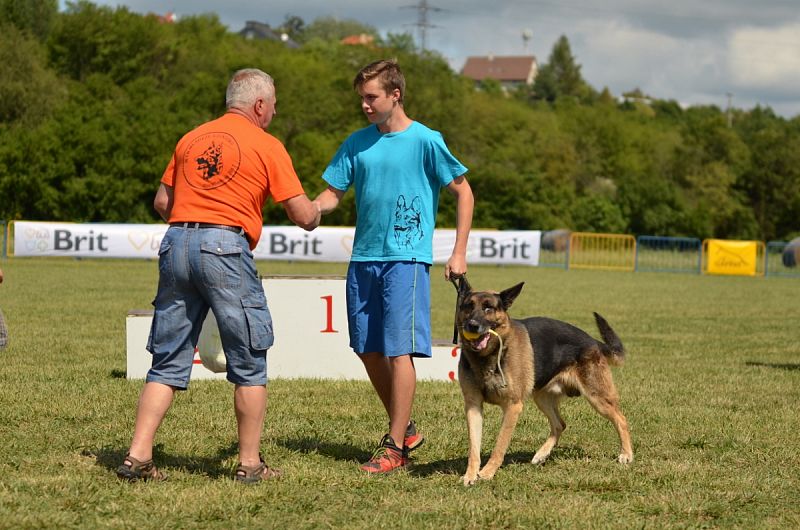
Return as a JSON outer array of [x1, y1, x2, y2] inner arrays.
[[453, 277, 633, 486]]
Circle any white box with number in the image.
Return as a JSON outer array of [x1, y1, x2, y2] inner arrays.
[[126, 275, 460, 381]]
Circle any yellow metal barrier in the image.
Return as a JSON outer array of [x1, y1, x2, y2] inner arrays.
[[568, 232, 636, 272], [702, 239, 765, 276]]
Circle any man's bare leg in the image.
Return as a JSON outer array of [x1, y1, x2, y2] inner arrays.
[[127, 382, 177, 461], [234, 384, 267, 467]]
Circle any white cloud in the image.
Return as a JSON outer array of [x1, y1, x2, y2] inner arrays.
[[578, 21, 685, 89], [573, 20, 730, 106], [728, 23, 800, 90]]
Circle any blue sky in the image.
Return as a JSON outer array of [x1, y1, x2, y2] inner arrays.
[[63, 0, 800, 118]]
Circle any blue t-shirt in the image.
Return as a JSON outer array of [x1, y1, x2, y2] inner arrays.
[[323, 121, 468, 264]]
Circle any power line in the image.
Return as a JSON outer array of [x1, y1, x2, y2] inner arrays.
[[400, 0, 445, 51]]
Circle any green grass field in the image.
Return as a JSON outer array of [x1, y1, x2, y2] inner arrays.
[[1, 257, 799, 529]]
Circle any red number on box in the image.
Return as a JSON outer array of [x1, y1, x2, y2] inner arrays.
[[320, 295, 339, 333]]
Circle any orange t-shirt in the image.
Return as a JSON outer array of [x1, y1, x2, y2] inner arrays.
[[161, 112, 305, 249]]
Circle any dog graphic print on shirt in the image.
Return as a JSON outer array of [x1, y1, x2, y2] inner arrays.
[[393, 195, 424, 249], [196, 142, 223, 180], [183, 132, 240, 189]]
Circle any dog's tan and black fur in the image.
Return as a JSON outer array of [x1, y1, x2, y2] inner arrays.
[[454, 278, 633, 486]]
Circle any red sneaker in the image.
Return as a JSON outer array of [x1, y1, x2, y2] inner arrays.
[[403, 420, 425, 454], [360, 434, 407, 474]]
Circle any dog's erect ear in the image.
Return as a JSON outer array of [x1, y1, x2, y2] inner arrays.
[[499, 282, 524, 310]]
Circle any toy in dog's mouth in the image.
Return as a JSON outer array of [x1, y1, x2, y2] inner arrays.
[[461, 329, 492, 350]]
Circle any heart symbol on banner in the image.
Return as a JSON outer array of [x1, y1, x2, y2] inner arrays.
[[127, 232, 150, 250], [24, 227, 49, 239], [340, 235, 354, 256]]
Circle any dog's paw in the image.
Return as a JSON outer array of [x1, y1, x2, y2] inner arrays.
[[462, 474, 478, 486], [477, 468, 497, 481], [618, 453, 634, 464], [531, 453, 549, 465]]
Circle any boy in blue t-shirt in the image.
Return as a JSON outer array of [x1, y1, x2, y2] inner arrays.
[[314, 59, 474, 473]]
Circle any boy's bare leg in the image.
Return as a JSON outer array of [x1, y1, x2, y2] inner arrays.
[[361, 352, 392, 417], [388, 355, 415, 445], [361, 353, 416, 446]]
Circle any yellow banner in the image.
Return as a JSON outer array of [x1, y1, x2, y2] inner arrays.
[[706, 240, 758, 276]]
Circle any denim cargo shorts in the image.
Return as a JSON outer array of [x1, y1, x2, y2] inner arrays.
[[146, 225, 273, 388]]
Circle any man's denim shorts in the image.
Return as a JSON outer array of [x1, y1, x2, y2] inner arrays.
[[346, 260, 432, 358], [146, 225, 274, 388]]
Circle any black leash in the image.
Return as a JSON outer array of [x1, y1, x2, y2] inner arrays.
[[449, 273, 466, 345]]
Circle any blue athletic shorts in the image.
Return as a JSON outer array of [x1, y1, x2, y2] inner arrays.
[[145, 225, 274, 389], [346, 261, 431, 358]]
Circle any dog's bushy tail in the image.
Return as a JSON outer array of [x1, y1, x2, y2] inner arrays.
[[593, 312, 625, 366]]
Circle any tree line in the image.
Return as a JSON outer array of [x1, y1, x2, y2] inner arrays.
[[1, 0, 799, 241]]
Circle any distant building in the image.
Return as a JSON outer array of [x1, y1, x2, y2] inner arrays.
[[618, 89, 653, 106], [341, 34, 375, 46], [461, 55, 538, 91], [238, 21, 300, 48], [150, 11, 176, 23]]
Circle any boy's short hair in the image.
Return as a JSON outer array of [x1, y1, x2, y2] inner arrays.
[[353, 59, 406, 103]]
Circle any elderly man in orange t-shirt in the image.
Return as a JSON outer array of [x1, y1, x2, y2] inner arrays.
[[117, 69, 321, 484]]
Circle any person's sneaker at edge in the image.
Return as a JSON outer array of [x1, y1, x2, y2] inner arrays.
[[403, 420, 425, 454], [360, 434, 406, 474]]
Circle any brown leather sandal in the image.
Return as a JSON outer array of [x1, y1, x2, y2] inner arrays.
[[234, 455, 281, 484], [116, 454, 167, 482]]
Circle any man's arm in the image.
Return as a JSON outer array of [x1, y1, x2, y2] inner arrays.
[[154, 183, 174, 222], [313, 185, 346, 214], [282, 194, 322, 231], [444, 175, 474, 280]]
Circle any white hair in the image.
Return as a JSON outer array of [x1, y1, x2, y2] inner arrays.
[[225, 68, 275, 110]]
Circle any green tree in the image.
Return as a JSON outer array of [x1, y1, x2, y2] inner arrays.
[[478, 78, 504, 97], [48, 1, 175, 84], [532, 35, 594, 103], [735, 107, 800, 240], [572, 195, 626, 232], [278, 14, 305, 41], [382, 32, 417, 53], [0, 24, 65, 124], [301, 16, 378, 43], [0, 0, 57, 40], [673, 106, 755, 238]]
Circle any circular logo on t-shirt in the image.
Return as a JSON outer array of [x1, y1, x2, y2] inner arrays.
[[183, 132, 241, 189]]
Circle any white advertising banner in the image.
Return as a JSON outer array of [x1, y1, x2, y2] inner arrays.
[[13, 221, 167, 259], [11, 221, 540, 266]]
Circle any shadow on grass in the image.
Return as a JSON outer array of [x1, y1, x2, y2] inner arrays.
[[746, 361, 800, 371], [410, 446, 587, 477], [84, 442, 240, 479], [409, 456, 466, 477], [278, 437, 370, 463], [275, 437, 592, 477], [276, 438, 475, 477]]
